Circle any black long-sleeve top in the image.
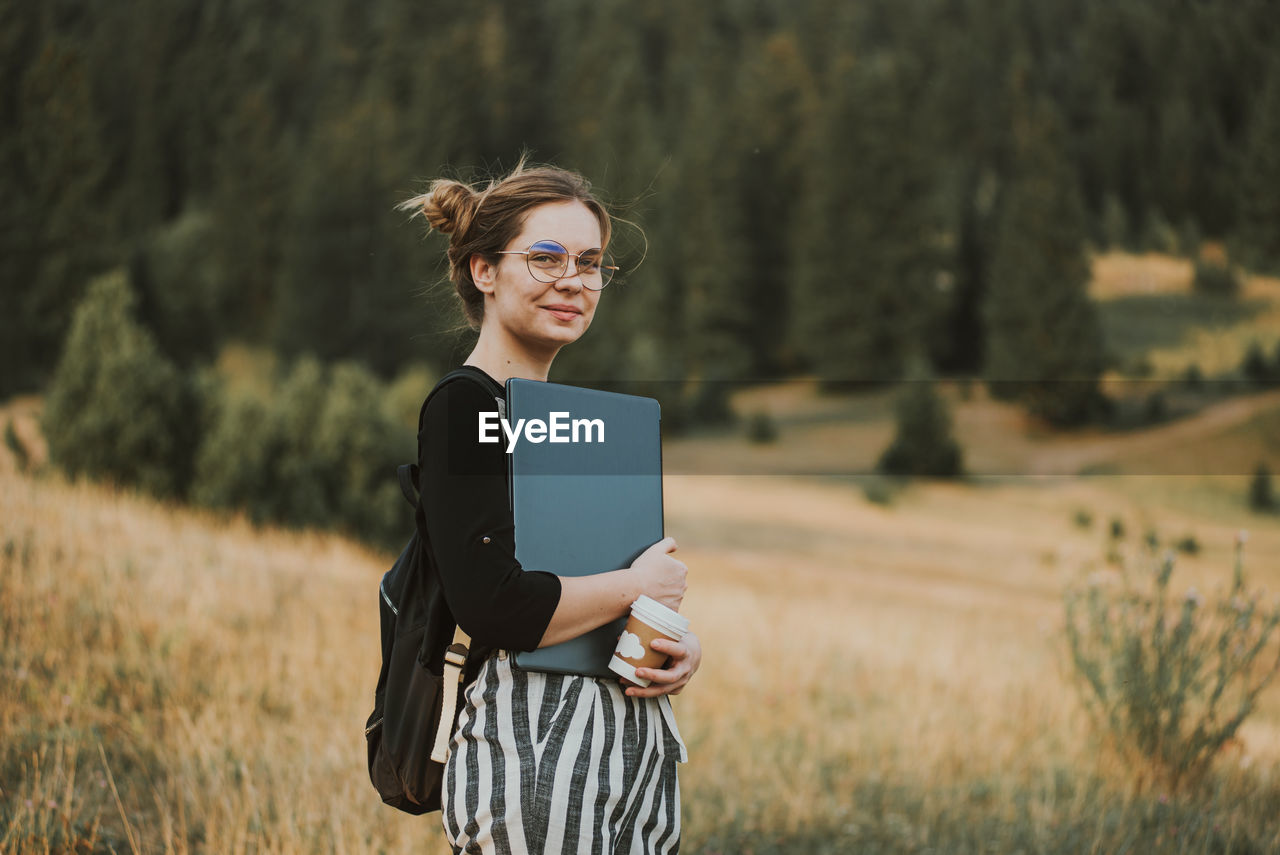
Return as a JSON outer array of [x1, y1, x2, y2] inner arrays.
[[415, 369, 563, 653]]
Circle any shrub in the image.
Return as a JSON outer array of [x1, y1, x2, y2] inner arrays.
[[130, 209, 229, 366], [1142, 390, 1167, 424], [4, 419, 29, 473], [1072, 509, 1093, 529], [1191, 258, 1241, 298], [384, 362, 437, 431], [1180, 363, 1204, 391], [1064, 535, 1280, 788], [266, 356, 332, 528], [1101, 194, 1131, 250], [312, 361, 410, 548], [1141, 208, 1181, 256], [860, 477, 895, 506], [745, 410, 778, 444], [42, 270, 194, 498], [877, 362, 963, 478], [1241, 341, 1276, 387], [190, 388, 276, 522], [191, 356, 413, 549], [1249, 463, 1274, 512]]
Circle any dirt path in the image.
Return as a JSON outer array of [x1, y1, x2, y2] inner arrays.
[[1024, 387, 1280, 475]]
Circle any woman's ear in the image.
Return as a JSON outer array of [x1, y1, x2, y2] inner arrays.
[[471, 254, 497, 296]]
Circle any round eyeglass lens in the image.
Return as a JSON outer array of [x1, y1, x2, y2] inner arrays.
[[526, 240, 569, 281], [524, 240, 615, 289]]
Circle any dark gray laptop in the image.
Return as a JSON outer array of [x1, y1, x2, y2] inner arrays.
[[506, 378, 663, 678]]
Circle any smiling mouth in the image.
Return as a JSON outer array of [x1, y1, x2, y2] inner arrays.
[[543, 306, 582, 320]]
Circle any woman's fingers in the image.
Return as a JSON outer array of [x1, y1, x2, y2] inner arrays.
[[623, 638, 691, 697]]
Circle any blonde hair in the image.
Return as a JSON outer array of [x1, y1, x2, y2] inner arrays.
[[399, 159, 612, 330]]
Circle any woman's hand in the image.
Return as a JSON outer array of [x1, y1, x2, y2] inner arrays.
[[623, 631, 702, 698], [628, 536, 687, 611]]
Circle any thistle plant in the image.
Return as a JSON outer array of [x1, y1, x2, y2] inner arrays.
[[1064, 533, 1280, 787]]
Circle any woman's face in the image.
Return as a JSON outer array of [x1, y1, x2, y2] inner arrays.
[[473, 200, 604, 355]]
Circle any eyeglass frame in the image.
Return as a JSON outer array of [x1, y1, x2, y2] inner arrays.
[[494, 239, 619, 291]]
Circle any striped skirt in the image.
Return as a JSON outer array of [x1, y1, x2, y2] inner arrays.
[[442, 650, 687, 854]]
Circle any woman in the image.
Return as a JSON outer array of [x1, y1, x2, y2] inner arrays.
[[400, 161, 701, 854]]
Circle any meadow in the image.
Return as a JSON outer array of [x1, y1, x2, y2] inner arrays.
[[4, 451, 1280, 853], [5, 253, 1280, 853]]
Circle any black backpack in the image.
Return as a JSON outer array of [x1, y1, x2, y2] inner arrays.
[[364, 367, 506, 815]]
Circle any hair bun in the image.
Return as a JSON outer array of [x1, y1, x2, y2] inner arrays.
[[418, 179, 479, 237]]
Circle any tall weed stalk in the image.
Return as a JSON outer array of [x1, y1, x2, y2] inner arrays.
[[1064, 534, 1280, 788]]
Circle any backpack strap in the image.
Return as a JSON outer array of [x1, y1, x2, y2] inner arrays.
[[430, 623, 471, 763], [398, 366, 507, 510], [406, 365, 501, 757]]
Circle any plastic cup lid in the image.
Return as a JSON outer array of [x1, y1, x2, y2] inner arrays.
[[632, 594, 691, 634]]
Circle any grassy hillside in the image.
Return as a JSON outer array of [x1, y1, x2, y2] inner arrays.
[[4, 447, 1280, 852], [5, 251, 1280, 852]]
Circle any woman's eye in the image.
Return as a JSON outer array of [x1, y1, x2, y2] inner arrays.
[[530, 253, 561, 265]]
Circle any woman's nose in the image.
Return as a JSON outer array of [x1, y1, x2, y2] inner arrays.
[[553, 268, 584, 292]]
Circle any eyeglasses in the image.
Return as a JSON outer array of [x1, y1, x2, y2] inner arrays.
[[496, 240, 618, 290]]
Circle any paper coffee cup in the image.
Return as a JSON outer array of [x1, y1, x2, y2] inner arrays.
[[608, 595, 691, 687]]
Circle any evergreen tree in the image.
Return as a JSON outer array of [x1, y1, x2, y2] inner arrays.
[[667, 71, 753, 423], [544, 0, 669, 389], [735, 30, 819, 377], [265, 355, 333, 528], [1234, 61, 1280, 275], [5, 35, 115, 395], [42, 270, 191, 498], [1249, 462, 1274, 513], [791, 54, 939, 387], [983, 96, 1105, 426], [877, 355, 963, 478], [190, 387, 275, 521], [313, 361, 410, 547], [273, 100, 419, 375], [130, 210, 228, 367], [209, 89, 293, 342]]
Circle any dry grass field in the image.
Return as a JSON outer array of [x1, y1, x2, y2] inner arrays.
[[4, 437, 1280, 852], [5, 250, 1280, 853]]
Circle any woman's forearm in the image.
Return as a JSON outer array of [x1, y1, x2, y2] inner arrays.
[[536, 569, 640, 648]]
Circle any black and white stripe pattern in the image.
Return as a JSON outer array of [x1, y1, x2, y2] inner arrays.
[[443, 651, 687, 854]]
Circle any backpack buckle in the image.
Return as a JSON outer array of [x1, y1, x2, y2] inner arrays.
[[444, 643, 468, 669]]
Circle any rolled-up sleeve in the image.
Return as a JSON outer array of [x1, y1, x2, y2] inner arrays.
[[417, 379, 561, 651]]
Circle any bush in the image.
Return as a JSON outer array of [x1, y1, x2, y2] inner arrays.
[[877, 362, 963, 478], [1142, 390, 1167, 424], [130, 210, 229, 366], [1072, 509, 1093, 529], [1101, 194, 1131, 250], [1241, 340, 1276, 387], [745, 410, 778, 444], [1191, 259, 1241, 298], [42, 270, 195, 498], [1064, 536, 1280, 788], [4, 419, 29, 473], [1180, 363, 1204, 391], [860, 477, 896, 506], [191, 356, 413, 549], [190, 388, 276, 521], [1141, 208, 1181, 256], [312, 362, 410, 547], [1249, 463, 1274, 512]]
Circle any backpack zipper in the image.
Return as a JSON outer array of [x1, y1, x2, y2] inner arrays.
[[380, 579, 398, 616]]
